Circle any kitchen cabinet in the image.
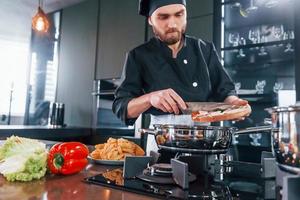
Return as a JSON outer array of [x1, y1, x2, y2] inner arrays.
[[95, 0, 145, 79]]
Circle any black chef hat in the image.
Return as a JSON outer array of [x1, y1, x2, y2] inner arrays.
[[139, 0, 186, 17]]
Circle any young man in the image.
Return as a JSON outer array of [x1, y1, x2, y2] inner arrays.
[[113, 0, 248, 128]]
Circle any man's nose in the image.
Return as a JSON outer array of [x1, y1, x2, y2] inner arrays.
[[167, 17, 177, 28]]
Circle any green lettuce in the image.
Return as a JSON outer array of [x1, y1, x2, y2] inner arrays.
[[0, 136, 47, 182]]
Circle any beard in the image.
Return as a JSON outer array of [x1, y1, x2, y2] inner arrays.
[[152, 25, 186, 45]]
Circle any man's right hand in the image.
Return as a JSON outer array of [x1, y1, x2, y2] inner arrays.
[[148, 88, 187, 114]]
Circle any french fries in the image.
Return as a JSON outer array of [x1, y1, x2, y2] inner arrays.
[[90, 137, 145, 160], [102, 169, 124, 185]]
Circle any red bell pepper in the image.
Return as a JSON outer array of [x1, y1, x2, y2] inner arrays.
[[48, 142, 89, 175]]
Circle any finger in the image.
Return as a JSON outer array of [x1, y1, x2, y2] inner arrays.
[[165, 94, 180, 114], [232, 99, 248, 106], [159, 99, 173, 113], [160, 107, 168, 113], [239, 99, 248, 105], [157, 103, 168, 113], [168, 89, 187, 109], [231, 99, 239, 105], [153, 98, 168, 113], [240, 99, 248, 105]]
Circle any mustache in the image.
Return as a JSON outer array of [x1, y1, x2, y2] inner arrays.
[[165, 28, 179, 34]]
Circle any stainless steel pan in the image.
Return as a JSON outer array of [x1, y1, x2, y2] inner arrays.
[[140, 125, 272, 154]]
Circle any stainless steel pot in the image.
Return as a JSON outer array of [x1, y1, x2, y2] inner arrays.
[[140, 125, 271, 154], [267, 105, 300, 174]]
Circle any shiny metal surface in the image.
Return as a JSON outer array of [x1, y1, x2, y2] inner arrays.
[[141, 125, 236, 154], [181, 102, 233, 114], [158, 145, 228, 154], [141, 125, 273, 154], [270, 105, 300, 174], [50, 102, 65, 127], [0, 164, 156, 200], [87, 156, 124, 166]]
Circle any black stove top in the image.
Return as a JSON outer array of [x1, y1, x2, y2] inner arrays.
[[87, 171, 235, 199], [85, 154, 277, 200]]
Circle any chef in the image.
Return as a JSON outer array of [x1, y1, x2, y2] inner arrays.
[[112, 0, 249, 154]]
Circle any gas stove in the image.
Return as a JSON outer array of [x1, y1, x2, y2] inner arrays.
[[85, 151, 279, 200]]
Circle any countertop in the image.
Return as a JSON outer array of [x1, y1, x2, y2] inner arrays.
[[0, 125, 91, 142], [0, 140, 153, 200], [0, 164, 157, 200], [0, 125, 137, 145]]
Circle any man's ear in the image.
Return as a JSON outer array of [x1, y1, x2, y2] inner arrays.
[[148, 17, 153, 26]]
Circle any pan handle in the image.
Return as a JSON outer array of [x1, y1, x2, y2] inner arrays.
[[234, 125, 272, 135], [138, 128, 157, 135]]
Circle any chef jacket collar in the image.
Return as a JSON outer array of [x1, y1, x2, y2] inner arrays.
[[153, 34, 187, 57]]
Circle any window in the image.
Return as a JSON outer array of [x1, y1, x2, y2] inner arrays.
[[24, 11, 61, 125], [0, 1, 61, 125], [0, 37, 30, 117]]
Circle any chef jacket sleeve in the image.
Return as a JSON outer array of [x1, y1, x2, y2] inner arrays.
[[112, 51, 144, 125], [206, 42, 237, 101]]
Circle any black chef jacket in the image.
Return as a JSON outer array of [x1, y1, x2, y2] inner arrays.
[[113, 35, 236, 125]]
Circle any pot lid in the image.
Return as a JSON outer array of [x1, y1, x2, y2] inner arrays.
[[267, 104, 300, 112], [288, 105, 300, 111], [152, 124, 237, 131]]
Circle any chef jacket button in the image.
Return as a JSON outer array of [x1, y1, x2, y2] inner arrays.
[[183, 59, 188, 64], [192, 82, 198, 87]]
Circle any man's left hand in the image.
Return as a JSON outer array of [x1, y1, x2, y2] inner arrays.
[[224, 96, 250, 121]]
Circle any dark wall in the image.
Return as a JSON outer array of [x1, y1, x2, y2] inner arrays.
[[186, 0, 214, 41], [57, 0, 98, 126], [96, 0, 145, 79]]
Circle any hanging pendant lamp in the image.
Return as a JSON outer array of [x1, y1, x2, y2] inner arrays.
[[32, 0, 50, 33]]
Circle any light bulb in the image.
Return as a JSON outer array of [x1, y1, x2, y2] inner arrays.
[[36, 17, 45, 31], [32, 7, 50, 33]]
